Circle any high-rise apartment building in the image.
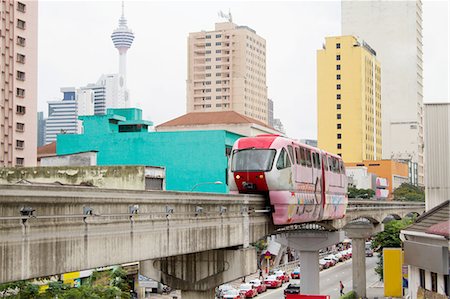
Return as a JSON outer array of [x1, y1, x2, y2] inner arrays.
[[45, 88, 94, 144], [317, 36, 382, 162], [1, 1, 38, 167], [267, 98, 274, 127], [342, 0, 424, 185], [187, 22, 268, 124]]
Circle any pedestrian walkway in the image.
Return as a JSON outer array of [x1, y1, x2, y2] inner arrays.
[[366, 280, 385, 299]]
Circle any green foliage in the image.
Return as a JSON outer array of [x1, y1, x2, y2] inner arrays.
[[339, 290, 356, 299], [252, 239, 268, 251], [348, 187, 375, 199], [371, 217, 414, 280], [393, 183, 425, 201]]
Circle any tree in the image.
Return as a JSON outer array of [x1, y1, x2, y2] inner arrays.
[[393, 183, 424, 201], [348, 187, 375, 199], [371, 217, 414, 280]]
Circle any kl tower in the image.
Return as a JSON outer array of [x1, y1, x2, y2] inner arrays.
[[111, 1, 134, 81]]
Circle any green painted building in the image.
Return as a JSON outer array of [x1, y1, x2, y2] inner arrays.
[[56, 108, 242, 193]]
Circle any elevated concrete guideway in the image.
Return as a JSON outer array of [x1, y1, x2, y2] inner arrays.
[[0, 184, 424, 289]]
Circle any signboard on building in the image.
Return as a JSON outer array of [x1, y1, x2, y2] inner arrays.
[[383, 248, 403, 297]]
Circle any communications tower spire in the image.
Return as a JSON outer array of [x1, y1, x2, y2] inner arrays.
[[111, 1, 134, 80]]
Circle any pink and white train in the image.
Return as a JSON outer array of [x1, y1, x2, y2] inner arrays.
[[229, 135, 348, 225]]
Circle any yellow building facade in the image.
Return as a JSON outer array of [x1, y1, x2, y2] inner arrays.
[[317, 36, 382, 163]]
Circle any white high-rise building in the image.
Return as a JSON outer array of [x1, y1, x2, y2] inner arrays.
[[83, 74, 127, 115], [341, 0, 424, 185], [45, 88, 94, 144]]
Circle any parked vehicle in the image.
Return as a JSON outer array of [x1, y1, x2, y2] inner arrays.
[[264, 275, 282, 288], [365, 248, 374, 257], [274, 270, 290, 283], [323, 256, 336, 267], [290, 268, 301, 279], [217, 284, 235, 299], [319, 259, 330, 269], [249, 279, 267, 293], [239, 283, 258, 298], [284, 283, 301, 298], [223, 289, 245, 299]]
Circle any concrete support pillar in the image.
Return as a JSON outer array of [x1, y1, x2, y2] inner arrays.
[[351, 237, 367, 298], [182, 290, 215, 299], [275, 229, 345, 294], [344, 220, 382, 299], [140, 247, 257, 294], [299, 250, 320, 294]]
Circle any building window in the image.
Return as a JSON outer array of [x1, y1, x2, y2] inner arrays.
[[205, 81, 211, 85], [337, 114, 341, 119], [17, 19, 26, 29], [16, 105, 26, 115], [337, 74, 341, 80], [419, 269, 425, 288], [216, 73, 221, 77], [337, 123, 341, 129], [205, 73, 211, 77], [337, 144, 341, 149], [216, 50, 221, 53], [336, 54, 341, 61], [216, 104, 222, 107], [206, 66, 211, 69], [216, 80, 222, 84], [216, 34, 222, 38], [431, 272, 437, 292], [216, 42, 221, 46], [205, 50, 211, 54], [16, 122, 25, 132], [337, 94, 341, 100], [216, 88, 222, 92], [336, 43, 340, 49], [216, 65, 221, 69], [16, 158, 24, 166], [16, 53, 25, 64], [16, 88, 25, 97], [16, 71, 25, 81], [16, 140, 24, 149], [336, 65, 341, 70], [337, 153, 342, 157], [205, 35, 211, 39], [205, 58, 211, 62], [17, 2, 26, 12], [216, 57, 221, 61], [216, 96, 222, 99], [337, 104, 341, 109], [17, 36, 26, 46], [337, 133, 341, 139], [337, 84, 341, 90], [205, 42, 211, 47]]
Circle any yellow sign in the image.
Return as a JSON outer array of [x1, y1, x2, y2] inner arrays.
[[383, 248, 403, 297]]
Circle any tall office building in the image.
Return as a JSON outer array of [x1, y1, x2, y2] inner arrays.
[[45, 88, 94, 144], [83, 74, 127, 115], [187, 21, 268, 124], [0, 1, 38, 167], [37, 111, 45, 147], [342, 0, 424, 185], [317, 36, 382, 162], [267, 98, 274, 127]]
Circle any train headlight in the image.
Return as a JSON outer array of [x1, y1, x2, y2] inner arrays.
[[259, 174, 264, 179], [236, 175, 241, 180]]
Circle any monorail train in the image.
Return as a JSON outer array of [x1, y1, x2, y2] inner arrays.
[[229, 135, 348, 225]]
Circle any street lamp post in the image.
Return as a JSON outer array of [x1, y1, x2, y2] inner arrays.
[[191, 181, 224, 192]]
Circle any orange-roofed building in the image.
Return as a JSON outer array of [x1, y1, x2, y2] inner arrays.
[[345, 160, 409, 199]]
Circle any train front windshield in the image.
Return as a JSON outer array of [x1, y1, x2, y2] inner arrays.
[[231, 149, 276, 172]]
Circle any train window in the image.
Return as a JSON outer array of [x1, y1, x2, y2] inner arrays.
[[305, 149, 312, 168], [328, 157, 333, 172], [287, 145, 295, 164], [231, 149, 276, 172], [322, 154, 328, 170], [299, 147, 307, 166], [313, 152, 321, 169], [339, 160, 345, 173], [295, 147, 301, 164], [276, 148, 291, 170]]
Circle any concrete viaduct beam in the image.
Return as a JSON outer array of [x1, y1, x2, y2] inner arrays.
[[141, 248, 256, 298]]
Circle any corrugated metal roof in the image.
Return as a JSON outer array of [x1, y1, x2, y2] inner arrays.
[[405, 200, 449, 237]]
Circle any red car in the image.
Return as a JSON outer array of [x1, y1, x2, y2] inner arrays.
[[223, 289, 245, 299], [274, 270, 290, 283], [249, 279, 267, 293], [264, 275, 282, 288], [290, 268, 301, 279], [239, 284, 258, 298]]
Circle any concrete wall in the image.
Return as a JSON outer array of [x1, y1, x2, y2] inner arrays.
[[0, 165, 146, 190], [40, 151, 97, 166]]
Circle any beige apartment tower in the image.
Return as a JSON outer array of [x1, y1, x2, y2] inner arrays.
[[187, 22, 268, 124], [1, 0, 38, 167]]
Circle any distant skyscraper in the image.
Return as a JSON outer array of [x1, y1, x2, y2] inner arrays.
[[1, 1, 38, 167], [37, 112, 46, 147], [83, 74, 127, 115], [342, 0, 424, 185], [267, 99, 274, 127], [45, 88, 94, 144], [187, 21, 268, 124], [317, 36, 382, 162], [273, 118, 285, 135], [111, 1, 134, 82]]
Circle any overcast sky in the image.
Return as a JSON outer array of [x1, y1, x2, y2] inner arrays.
[[38, 0, 449, 140]]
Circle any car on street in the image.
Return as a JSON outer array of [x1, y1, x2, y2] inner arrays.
[[365, 248, 374, 257], [239, 283, 258, 298], [319, 259, 330, 269], [264, 275, 282, 288], [323, 256, 336, 267], [290, 268, 301, 279], [223, 289, 244, 299], [284, 283, 301, 298], [217, 284, 235, 299], [249, 279, 267, 293], [274, 270, 290, 283], [334, 252, 345, 262]]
